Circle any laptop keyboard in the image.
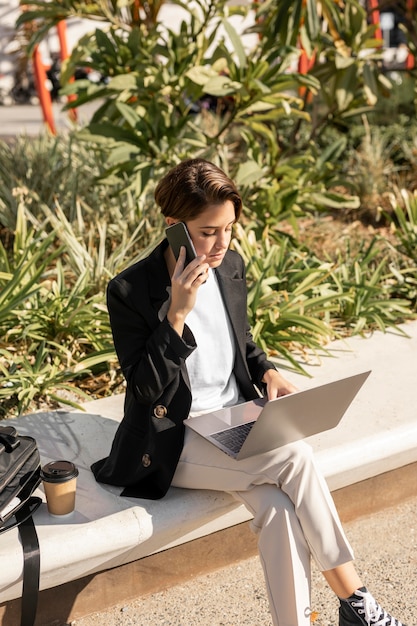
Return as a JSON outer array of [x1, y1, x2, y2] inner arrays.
[[210, 421, 255, 454]]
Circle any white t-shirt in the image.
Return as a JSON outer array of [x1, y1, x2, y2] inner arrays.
[[185, 269, 241, 415]]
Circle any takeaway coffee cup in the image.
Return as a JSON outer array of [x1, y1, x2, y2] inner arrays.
[[40, 460, 79, 516]]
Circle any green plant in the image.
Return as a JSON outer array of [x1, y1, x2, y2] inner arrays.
[[255, 0, 391, 129], [341, 118, 401, 221], [231, 224, 341, 373], [231, 223, 414, 370], [384, 190, 417, 310], [0, 133, 136, 230], [16, 0, 382, 216], [236, 134, 360, 226], [389, 189, 417, 263], [328, 237, 412, 334], [0, 205, 118, 417], [0, 207, 61, 329], [39, 201, 159, 293], [0, 344, 98, 418]]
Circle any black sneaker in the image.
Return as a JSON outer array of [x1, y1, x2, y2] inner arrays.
[[339, 587, 406, 626]]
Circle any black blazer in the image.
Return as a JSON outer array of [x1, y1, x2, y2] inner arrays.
[[91, 239, 276, 499]]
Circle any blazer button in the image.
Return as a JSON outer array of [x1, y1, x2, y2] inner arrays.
[[153, 404, 167, 418], [142, 453, 151, 468]]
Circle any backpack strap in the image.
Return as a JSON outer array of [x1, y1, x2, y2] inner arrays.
[[16, 498, 41, 626]]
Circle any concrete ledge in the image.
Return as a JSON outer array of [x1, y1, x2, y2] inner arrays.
[[0, 321, 416, 614]]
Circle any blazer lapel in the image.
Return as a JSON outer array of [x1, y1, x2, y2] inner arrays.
[[215, 251, 247, 357], [215, 252, 259, 400]]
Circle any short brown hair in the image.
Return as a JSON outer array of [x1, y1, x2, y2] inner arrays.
[[154, 159, 242, 222]]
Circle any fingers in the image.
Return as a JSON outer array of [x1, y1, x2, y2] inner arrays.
[[173, 247, 209, 285], [263, 370, 298, 401], [168, 248, 209, 325]]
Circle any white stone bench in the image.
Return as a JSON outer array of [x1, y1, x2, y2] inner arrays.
[[1, 321, 416, 607]]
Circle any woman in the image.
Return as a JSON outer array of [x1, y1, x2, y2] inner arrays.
[[92, 159, 405, 626]]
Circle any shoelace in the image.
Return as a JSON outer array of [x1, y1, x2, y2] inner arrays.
[[351, 589, 402, 626]]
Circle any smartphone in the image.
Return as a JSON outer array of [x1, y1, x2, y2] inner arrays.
[[165, 222, 197, 266]]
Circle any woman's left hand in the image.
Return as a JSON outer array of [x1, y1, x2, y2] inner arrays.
[[262, 369, 298, 401]]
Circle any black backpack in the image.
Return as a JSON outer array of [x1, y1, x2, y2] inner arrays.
[[0, 425, 42, 626]]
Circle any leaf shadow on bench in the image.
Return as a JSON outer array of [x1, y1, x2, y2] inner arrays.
[[15, 410, 129, 523], [14, 410, 244, 529]]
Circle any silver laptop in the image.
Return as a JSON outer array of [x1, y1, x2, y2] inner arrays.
[[185, 371, 370, 460]]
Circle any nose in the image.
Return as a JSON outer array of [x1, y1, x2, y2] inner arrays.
[[215, 230, 231, 250]]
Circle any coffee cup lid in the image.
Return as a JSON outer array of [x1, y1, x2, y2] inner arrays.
[[40, 460, 79, 483]]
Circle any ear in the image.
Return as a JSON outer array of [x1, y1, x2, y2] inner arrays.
[[165, 217, 178, 226]]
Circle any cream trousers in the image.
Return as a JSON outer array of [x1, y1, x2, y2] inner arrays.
[[172, 428, 354, 626]]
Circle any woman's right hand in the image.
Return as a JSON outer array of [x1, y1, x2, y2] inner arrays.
[[167, 247, 209, 336]]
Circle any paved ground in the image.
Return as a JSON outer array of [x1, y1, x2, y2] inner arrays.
[[71, 494, 417, 626], [0, 102, 97, 138]]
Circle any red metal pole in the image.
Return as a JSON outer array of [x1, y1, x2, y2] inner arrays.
[[298, 43, 316, 100], [132, 0, 141, 24], [297, 0, 316, 100], [56, 21, 69, 59], [406, 0, 415, 69], [57, 20, 77, 121], [32, 45, 56, 134], [368, 0, 382, 42]]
